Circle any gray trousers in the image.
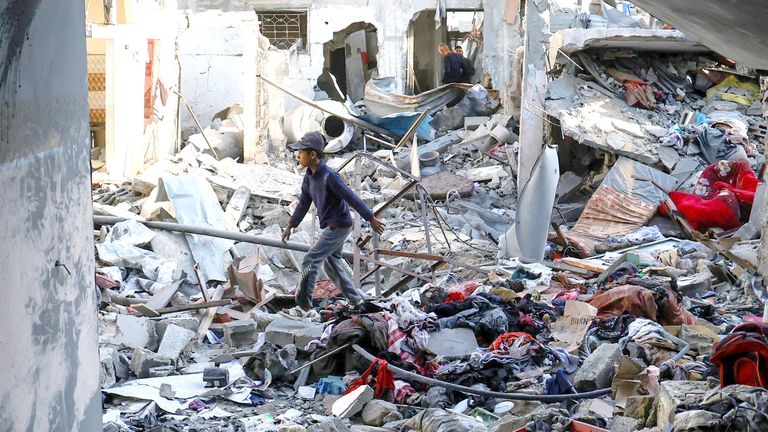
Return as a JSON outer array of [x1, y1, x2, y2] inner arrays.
[[295, 227, 364, 309]]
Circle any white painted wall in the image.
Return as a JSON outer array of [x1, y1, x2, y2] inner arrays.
[[177, 0, 518, 131], [0, 0, 101, 430], [178, 11, 259, 130]]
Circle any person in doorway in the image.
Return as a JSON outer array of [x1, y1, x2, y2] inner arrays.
[[454, 45, 475, 83], [438, 42, 464, 84], [282, 131, 386, 310]]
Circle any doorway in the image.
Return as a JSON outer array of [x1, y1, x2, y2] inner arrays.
[[318, 22, 378, 103], [407, 9, 484, 94]]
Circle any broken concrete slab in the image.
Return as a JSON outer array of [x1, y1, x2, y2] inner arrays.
[[418, 171, 474, 200], [150, 231, 198, 285], [426, 328, 479, 358], [223, 319, 259, 349], [573, 343, 622, 392], [332, 385, 374, 419], [112, 315, 157, 350], [156, 324, 195, 361], [100, 347, 118, 389], [655, 381, 710, 429], [658, 146, 681, 171], [361, 400, 402, 426], [464, 116, 491, 131], [611, 416, 640, 432], [265, 318, 325, 349], [623, 395, 654, 424], [456, 165, 509, 182], [225, 185, 251, 227], [130, 348, 173, 379], [156, 316, 200, 341]]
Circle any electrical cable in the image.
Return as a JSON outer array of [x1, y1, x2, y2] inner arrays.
[[351, 344, 612, 402]]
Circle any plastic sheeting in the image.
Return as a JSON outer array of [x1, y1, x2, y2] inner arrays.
[[157, 176, 235, 282], [564, 157, 677, 256]]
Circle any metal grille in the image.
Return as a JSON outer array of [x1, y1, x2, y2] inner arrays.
[[256, 11, 307, 50]]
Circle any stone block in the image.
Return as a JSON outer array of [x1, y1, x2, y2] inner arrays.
[[112, 315, 157, 350], [130, 348, 172, 378], [610, 416, 639, 432], [427, 328, 479, 357], [465, 116, 491, 130], [223, 319, 259, 348], [156, 324, 195, 360], [99, 347, 118, 389], [573, 343, 622, 391], [624, 395, 654, 424], [156, 316, 199, 341], [655, 380, 709, 429], [265, 318, 324, 349], [361, 400, 402, 426], [332, 385, 374, 419]]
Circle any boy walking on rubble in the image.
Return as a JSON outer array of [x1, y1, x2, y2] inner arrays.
[[282, 131, 385, 310]]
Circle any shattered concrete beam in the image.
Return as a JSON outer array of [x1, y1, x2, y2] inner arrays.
[[93, 215, 353, 260]]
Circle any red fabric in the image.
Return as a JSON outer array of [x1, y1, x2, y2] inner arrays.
[[670, 190, 742, 231], [345, 358, 394, 399], [445, 292, 467, 303], [488, 332, 538, 354], [447, 281, 482, 297], [666, 160, 759, 231]]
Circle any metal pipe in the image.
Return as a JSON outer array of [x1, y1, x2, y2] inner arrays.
[[351, 344, 612, 402], [93, 215, 353, 260], [257, 75, 395, 138], [172, 89, 218, 159], [288, 343, 353, 375]]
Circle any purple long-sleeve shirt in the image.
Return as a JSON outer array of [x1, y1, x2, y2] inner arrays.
[[289, 161, 374, 229]]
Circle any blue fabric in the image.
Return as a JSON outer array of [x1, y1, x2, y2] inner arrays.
[[545, 369, 574, 395], [295, 228, 364, 309], [442, 52, 464, 83], [289, 161, 373, 229], [357, 112, 437, 141]]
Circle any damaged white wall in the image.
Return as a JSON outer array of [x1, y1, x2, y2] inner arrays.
[[0, 0, 102, 430], [178, 0, 519, 124]]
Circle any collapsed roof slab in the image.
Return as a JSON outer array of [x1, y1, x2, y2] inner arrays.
[[549, 28, 710, 67], [629, 0, 768, 71], [545, 75, 666, 165]]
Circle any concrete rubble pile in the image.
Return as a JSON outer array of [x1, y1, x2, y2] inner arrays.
[[93, 10, 768, 432]]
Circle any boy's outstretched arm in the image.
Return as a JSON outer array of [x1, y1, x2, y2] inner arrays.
[[328, 172, 386, 234]]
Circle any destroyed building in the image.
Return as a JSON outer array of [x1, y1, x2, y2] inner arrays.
[[8, 0, 768, 431]]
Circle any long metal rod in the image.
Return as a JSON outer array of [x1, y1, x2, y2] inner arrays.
[[289, 343, 353, 375], [93, 216, 353, 260], [172, 90, 218, 159], [352, 344, 611, 401], [256, 75, 395, 138], [358, 256, 433, 283], [376, 249, 490, 275], [393, 109, 430, 150]]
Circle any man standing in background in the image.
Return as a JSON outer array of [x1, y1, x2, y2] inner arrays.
[[438, 43, 464, 84], [454, 45, 475, 83]]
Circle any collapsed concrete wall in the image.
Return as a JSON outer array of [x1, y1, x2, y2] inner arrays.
[[178, 0, 515, 113], [0, 0, 101, 430]]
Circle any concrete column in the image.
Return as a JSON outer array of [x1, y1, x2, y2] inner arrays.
[[758, 75, 768, 281], [0, 0, 101, 430], [516, 0, 549, 189]]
